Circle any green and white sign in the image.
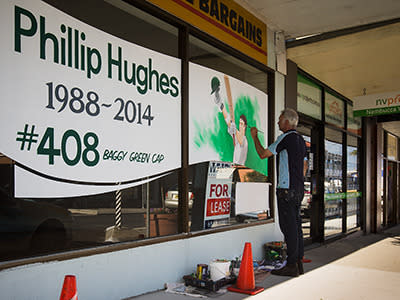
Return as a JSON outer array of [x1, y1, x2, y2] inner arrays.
[[354, 91, 400, 117], [325, 92, 344, 127], [347, 104, 361, 135], [0, 0, 181, 197], [297, 73, 322, 120], [189, 62, 268, 176]]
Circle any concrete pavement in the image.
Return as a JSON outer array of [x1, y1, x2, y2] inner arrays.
[[125, 225, 400, 300]]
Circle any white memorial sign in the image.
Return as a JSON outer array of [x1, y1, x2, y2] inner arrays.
[[0, 0, 181, 196]]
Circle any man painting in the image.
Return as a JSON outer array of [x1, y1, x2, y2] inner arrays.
[[251, 108, 307, 277]]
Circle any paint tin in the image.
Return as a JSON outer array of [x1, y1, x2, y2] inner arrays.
[[197, 264, 208, 279]]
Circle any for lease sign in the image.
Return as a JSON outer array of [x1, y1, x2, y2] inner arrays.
[[206, 183, 231, 216], [204, 161, 233, 227]]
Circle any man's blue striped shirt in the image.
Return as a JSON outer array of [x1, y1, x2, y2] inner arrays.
[[268, 130, 307, 190]]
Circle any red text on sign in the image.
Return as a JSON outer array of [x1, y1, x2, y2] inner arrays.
[[206, 198, 231, 216], [209, 184, 229, 197]]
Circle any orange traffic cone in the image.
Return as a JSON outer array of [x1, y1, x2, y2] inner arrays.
[[60, 275, 78, 300], [228, 242, 264, 295]]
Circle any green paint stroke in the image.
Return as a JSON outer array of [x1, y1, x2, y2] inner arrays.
[[193, 95, 268, 176]]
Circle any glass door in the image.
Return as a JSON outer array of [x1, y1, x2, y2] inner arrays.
[[385, 161, 397, 226], [324, 128, 344, 237], [346, 135, 361, 230], [297, 123, 313, 241]]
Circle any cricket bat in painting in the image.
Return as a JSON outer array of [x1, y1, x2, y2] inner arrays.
[[224, 75, 234, 125]]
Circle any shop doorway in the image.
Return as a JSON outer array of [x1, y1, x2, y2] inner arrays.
[[297, 122, 324, 244], [324, 128, 344, 237], [383, 161, 398, 227], [297, 123, 312, 240], [378, 125, 400, 229]]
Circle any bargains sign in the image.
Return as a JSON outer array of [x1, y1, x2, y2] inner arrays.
[[147, 0, 267, 65]]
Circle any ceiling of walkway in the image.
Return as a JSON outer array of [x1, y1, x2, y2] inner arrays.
[[242, 0, 400, 137]]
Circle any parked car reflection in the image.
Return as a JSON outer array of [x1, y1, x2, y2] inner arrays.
[[164, 182, 194, 210], [0, 187, 73, 260]]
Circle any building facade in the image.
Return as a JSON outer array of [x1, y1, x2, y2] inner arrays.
[[1, 1, 398, 299]]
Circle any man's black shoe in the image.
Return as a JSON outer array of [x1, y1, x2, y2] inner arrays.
[[271, 263, 299, 277], [298, 259, 304, 275]]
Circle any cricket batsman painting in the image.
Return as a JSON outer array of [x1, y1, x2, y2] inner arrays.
[[189, 62, 268, 176], [211, 75, 248, 165]]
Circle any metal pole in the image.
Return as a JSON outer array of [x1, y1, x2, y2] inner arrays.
[[115, 184, 122, 229], [146, 181, 150, 237]]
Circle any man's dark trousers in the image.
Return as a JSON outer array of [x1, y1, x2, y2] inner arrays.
[[276, 189, 304, 264]]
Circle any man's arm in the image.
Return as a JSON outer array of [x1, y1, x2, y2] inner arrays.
[[250, 127, 273, 159]]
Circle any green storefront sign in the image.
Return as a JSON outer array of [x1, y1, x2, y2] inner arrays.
[[324, 192, 362, 200], [353, 92, 400, 117], [354, 106, 400, 117]]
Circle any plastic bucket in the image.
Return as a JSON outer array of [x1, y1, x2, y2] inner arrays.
[[209, 260, 231, 281]]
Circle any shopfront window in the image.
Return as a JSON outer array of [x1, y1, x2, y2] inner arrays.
[[347, 104, 362, 136], [189, 36, 267, 93], [0, 154, 182, 261], [0, 0, 273, 263], [324, 128, 343, 237], [188, 35, 271, 231], [1, 0, 180, 262], [387, 133, 398, 161], [297, 73, 322, 120], [325, 92, 344, 128], [44, 0, 179, 57], [347, 135, 361, 230]]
